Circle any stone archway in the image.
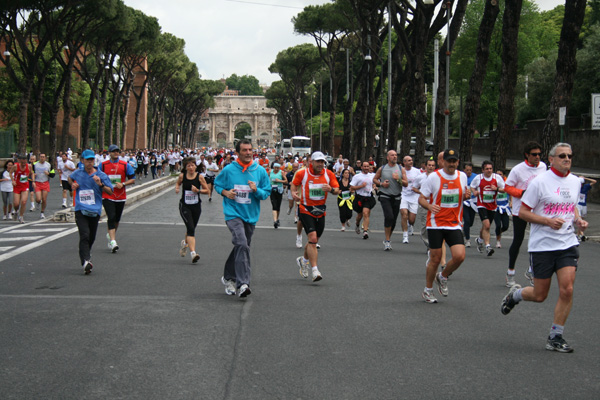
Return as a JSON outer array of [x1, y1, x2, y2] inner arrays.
[[217, 132, 227, 147], [207, 96, 279, 148]]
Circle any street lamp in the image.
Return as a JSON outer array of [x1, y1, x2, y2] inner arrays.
[[3, 50, 10, 57]]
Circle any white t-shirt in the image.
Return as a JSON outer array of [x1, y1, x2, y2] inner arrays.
[[412, 171, 428, 190], [402, 167, 422, 203], [58, 159, 76, 181], [470, 173, 506, 208], [350, 172, 375, 197], [505, 160, 546, 215], [205, 162, 219, 177], [1, 170, 13, 192], [521, 170, 580, 252]]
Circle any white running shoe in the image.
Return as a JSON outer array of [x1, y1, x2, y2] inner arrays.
[[30, 204, 35, 212], [383, 240, 391, 251], [18, 216, 24, 224], [295, 235, 302, 249], [179, 240, 188, 257], [486, 245, 494, 257], [2, 215, 6, 220], [496, 241, 502, 248], [476, 237, 484, 253], [316, 243, 321, 249], [524, 270, 534, 286], [238, 284, 251, 298], [312, 267, 322, 282], [40, 213, 45, 219], [408, 225, 414, 236], [110, 240, 119, 253], [465, 239, 471, 248], [106, 233, 111, 249], [506, 272, 517, 287], [422, 289, 438, 304], [191, 251, 200, 263], [340, 226, 345, 232], [403, 236, 409, 244], [221, 276, 236, 295], [435, 272, 449, 297], [296, 256, 309, 278], [83, 260, 93, 275]]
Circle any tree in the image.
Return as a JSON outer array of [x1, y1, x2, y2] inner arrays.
[[540, 0, 588, 159], [225, 74, 263, 96]]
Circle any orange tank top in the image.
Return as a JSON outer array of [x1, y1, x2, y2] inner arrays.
[[426, 170, 464, 228]]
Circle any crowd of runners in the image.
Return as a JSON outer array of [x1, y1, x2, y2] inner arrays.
[[1, 139, 593, 353]]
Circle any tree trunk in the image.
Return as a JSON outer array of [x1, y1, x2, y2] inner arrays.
[[60, 64, 74, 151], [97, 67, 111, 151], [31, 74, 46, 157], [540, 0, 587, 160], [459, 0, 500, 164], [18, 81, 33, 155], [493, 0, 523, 171], [120, 73, 134, 149]]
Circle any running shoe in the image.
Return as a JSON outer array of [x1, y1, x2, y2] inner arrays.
[[486, 246, 494, 257], [383, 240, 391, 251], [295, 235, 302, 248], [221, 276, 236, 295], [524, 270, 534, 286], [287, 207, 292, 215], [408, 225, 414, 236], [296, 256, 309, 278], [62, 203, 67, 209], [403, 236, 409, 244], [340, 226, 345, 232], [422, 289, 438, 304], [505, 272, 516, 287], [316, 243, 321, 249], [346, 221, 350, 227], [500, 284, 521, 315], [191, 251, 200, 263], [294, 216, 298, 224], [30, 204, 35, 212], [545, 335, 574, 353], [238, 284, 251, 298], [40, 213, 45, 219], [208, 197, 212, 202], [363, 230, 369, 239], [465, 239, 471, 248], [312, 267, 322, 282], [2, 215, 5, 220], [83, 260, 93, 275], [106, 233, 111, 249], [110, 240, 119, 253], [179, 239, 188, 257], [580, 235, 587, 242], [476, 237, 484, 253], [355, 224, 361, 234], [435, 272, 448, 297], [18, 216, 24, 224], [274, 221, 278, 229], [496, 241, 502, 248]]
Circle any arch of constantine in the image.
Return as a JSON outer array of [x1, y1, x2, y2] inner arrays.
[[207, 96, 279, 148]]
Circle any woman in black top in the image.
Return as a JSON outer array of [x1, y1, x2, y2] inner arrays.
[[149, 154, 158, 179], [337, 169, 354, 231], [175, 157, 209, 263]]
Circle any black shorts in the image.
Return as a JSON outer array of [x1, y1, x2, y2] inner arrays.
[[205, 175, 215, 185], [529, 246, 579, 280], [61, 180, 72, 192], [427, 229, 464, 249], [102, 199, 126, 229], [353, 195, 376, 214], [477, 207, 496, 222], [299, 212, 326, 238]]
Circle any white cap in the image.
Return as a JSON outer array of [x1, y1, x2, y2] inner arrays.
[[311, 151, 327, 161]]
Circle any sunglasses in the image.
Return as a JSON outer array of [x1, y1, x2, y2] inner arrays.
[[529, 152, 542, 157], [557, 153, 573, 159]]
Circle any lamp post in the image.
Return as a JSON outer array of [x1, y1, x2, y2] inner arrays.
[[319, 70, 323, 151], [364, 42, 372, 154], [444, 1, 451, 150]]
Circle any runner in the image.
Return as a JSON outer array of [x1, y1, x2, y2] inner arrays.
[[10, 154, 31, 224], [1, 160, 14, 220], [413, 158, 436, 250], [100, 144, 136, 253], [470, 160, 505, 257], [204, 155, 220, 202], [269, 163, 287, 228], [399, 155, 421, 243], [291, 151, 340, 282], [576, 175, 596, 241], [504, 141, 547, 287], [373, 150, 407, 250], [285, 162, 299, 217], [461, 162, 477, 247], [33, 153, 54, 219], [28, 154, 37, 212], [215, 140, 271, 297], [501, 143, 586, 353], [337, 169, 354, 232], [69, 150, 114, 274], [493, 169, 511, 248], [418, 149, 470, 303], [175, 157, 209, 263], [350, 161, 376, 239], [57, 153, 76, 209]]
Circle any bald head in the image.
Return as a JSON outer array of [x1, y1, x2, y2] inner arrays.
[[437, 151, 444, 168]]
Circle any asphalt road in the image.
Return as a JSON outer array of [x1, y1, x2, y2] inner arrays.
[[1, 183, 599, 399]]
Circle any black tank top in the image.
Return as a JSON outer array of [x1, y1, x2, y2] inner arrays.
[[180, 173, 202, 205]]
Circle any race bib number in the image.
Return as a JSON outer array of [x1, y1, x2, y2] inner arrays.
[[308, 183, 325, 201], [441, 188, 459, 208], [109, 174, 122, 185], [79, 189, 95, 205], [579, 193, 586, 204], [234, 184, 251, 204], [19, 175, 28, 183], [184, 190, 199, 205], [341, 190, 351, 200], [482, 190, 495, 203]]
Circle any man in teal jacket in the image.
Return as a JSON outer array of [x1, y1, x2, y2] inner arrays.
[[215, 139, 271, 297]]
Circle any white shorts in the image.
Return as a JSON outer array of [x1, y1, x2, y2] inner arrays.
[[287, 189, 294, 201], [577, 204, 587, 217], [400, 198, 418, 214]]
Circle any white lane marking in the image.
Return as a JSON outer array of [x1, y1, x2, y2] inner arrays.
[[0, 236, 44, 242], [6, 228, 70, 233], [0, 228, 78, 263], [0, 246, 16, 252]]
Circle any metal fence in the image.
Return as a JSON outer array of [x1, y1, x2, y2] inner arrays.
[[0, 127, 17, 157]]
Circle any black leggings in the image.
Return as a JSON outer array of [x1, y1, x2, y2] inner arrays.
[[75, 210, 99, 264], [179, 201, 201, 237], [508, 215, 528, 270], [338, 199, 353, 224], [270, 189, 283, 212], [379, 195, 401, 230], [494, 211, 510, 236], [463, 205, 476, 240]]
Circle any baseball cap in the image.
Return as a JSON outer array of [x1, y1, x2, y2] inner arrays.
[[443, 148, 459, 161], [108, 144, 120, 152], [311, 151, 327, 161], [82, 149, 95, 159]]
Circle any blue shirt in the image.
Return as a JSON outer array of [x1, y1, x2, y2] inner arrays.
[[579, 183, 592, 206], [70, 168, 113, 216]]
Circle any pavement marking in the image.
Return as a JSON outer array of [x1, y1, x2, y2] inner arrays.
[[7, 228, 70, 233], [0, 236, 44, 242], [0, 246, 15, 252], [0, 228, 78, 263], [0, 294, 188, 301]]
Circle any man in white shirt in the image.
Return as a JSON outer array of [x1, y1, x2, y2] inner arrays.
[[501, 142, 587, 353], [350, 161, 376, 239], [57, 153, 76, 208], [400, 155, 422, 243]]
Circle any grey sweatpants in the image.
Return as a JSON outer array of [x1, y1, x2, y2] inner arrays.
[[224, 218, 255, 288]]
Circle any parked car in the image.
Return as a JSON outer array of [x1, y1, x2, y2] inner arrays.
[[409, 137, 434, 151]]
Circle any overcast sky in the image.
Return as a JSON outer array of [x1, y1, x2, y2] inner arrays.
[[123, 0, 566, 86]]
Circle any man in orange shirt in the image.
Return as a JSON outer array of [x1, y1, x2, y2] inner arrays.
[[291, 151, 339, 282]]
